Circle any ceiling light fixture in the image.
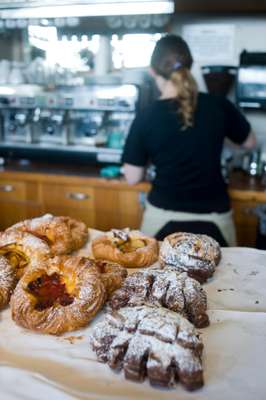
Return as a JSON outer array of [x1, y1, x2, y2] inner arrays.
[[0, 1, 174, 19]]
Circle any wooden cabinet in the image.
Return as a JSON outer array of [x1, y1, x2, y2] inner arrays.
[[40, 183, 95, 227], [1, 168, 265, 248], [231, 198, 260, 247], [0, 171, 148, 232], [0, 178, 41, 230]]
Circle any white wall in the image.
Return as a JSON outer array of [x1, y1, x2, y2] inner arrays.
[[170, 14, 266, 152]]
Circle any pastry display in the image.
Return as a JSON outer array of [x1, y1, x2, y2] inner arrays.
[[108, 267, 209, 328], [92, 228, 158, 268], [159, 232, 221, 283], [7, 214, 88, 256], [90, 305, 204, 390], [0, 230, 51, 280], [11, 256, 108, 335], [0, 256, 16, 309]]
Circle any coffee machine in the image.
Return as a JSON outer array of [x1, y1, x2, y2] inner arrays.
[[0, 94, 36, 144], [0, 83, 139, 165]]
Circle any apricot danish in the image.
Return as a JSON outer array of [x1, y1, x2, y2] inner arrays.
[[7, 214, 88, 255], [109, 267, 209, 328], [90, 305, 204, 390], [10, 256, 127, 335], [159, 232, 221, 283], [92, 228, 158, 268], [0, 256, 16, 309], [0, 230, 51, 280]]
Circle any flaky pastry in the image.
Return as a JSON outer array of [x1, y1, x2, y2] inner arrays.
[[92, 228, 158, 268], [159, 232, 221, 283], [0, 256, 16, 309], [10, 255, 127, 335], [7, 214, 88, 255], [0, 230, 51, 280]]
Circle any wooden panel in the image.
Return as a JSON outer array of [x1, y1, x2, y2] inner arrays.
[[0, 202, 41, 230], [231, 199, 260, 247], [94, 188, 120, 231], [0, 179, 27, 201], [40, 184, 94, 210], [118, 190, 144, 229]]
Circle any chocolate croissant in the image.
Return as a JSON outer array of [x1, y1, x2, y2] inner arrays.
[[92, 228, 159, 268], [10, 256, 127, 335], [91, 305, 204, 390], [7, 214, 88, 255], [109, 267, 209, 328], [159, 232, 221, 283]]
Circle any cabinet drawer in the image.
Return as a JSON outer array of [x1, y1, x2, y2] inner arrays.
[[0, 179, 26, 201], [41, 184, 94, 210]]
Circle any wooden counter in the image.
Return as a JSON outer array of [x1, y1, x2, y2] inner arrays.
[[0, 162, 265, 247]]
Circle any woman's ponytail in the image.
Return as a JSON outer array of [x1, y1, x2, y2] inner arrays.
[[151, 35, 198, 130], [170, 67, 198, 129]]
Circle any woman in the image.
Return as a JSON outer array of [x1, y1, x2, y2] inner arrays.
[[122, 35, 256, 246]]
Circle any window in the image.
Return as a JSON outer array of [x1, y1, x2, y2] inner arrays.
[[111, 33, 162, 69]]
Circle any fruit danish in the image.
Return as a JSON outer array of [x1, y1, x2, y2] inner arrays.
[[159, 232, 221, 283], [0, 256, 16, 309], [92, 228, 158, 268], [0, 230, 51, 280], [108, 267, 209, 328], [11, 256, 127, 335], [90, 305, 204, 390], [7, 214, 88, 255]]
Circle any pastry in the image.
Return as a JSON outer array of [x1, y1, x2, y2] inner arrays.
[[90, 305, 204, 390], [159, 232, 221, 283], [108, 267, 209, 328], [0, 256, 16, 309], [7, 214, 88, 255], [92, 228, 158, 268], [11, 256, 108, 335], [90, 259, 128, 297], [0, 230, 51, 280]]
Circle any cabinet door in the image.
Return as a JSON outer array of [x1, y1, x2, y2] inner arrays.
[[0, 179, 41, 230], [94, 187, 145, 231], [117, 190, 145, 229], [231, 199, 260, 247], [40, 183, 95, 227]]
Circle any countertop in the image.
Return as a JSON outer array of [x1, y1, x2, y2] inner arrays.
[[1, 230, 266, 400], [1, 160, 266, 199]]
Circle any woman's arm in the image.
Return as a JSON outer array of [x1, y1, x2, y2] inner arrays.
[[123, 163, 145, 185], [241, 130, 257, 150]]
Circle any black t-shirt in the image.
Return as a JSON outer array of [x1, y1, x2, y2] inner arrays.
[[122, 92, 251, 213]]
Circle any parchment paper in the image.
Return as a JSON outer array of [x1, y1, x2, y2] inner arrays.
[[1, 230, 266, 400]]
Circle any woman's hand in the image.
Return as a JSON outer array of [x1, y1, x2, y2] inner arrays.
[[123, 163, 145, 185]]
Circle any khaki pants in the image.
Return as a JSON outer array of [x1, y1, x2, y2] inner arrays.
[[141, 201, 237, 246]]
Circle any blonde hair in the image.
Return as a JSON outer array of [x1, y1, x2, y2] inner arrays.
[[170, 68, 198, 129], [151, 35, 198, 129]]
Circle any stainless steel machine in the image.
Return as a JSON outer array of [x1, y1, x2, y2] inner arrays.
[[0, 83, 139, 164], [0, 94, 36, 144]]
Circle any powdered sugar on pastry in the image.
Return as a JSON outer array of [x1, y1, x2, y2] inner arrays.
[[159, 232, 221, 283], [90, 305, 204, 390], [109, 267, 209, 328]]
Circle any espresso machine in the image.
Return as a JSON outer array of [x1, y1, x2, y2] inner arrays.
[[0, 94, 36, 144], [0, 83, 139, 165]]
